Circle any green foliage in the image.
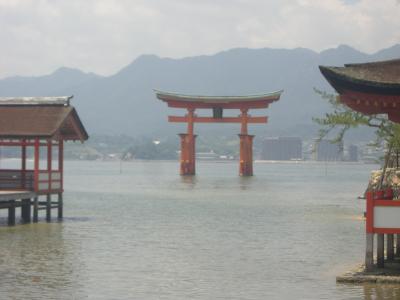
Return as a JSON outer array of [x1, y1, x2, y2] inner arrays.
[[313, 88, 400, 149]]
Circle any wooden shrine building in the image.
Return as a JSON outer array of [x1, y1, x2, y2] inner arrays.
[[155, 90, 282, 176], [0, 96, 88, 225], [320, 59, 400, 271]]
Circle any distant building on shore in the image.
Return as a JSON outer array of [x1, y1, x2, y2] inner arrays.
[[313, 139, 343, 161], [261, 137, 302, 160]]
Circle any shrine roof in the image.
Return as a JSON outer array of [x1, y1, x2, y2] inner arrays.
[[0, 96, 72, 106], [0, 96, 88, 141], [155, 90, 283, 104], [319, 59, 400, 95]]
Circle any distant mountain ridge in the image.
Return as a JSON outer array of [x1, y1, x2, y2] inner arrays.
[[0, 44, 399, 139]]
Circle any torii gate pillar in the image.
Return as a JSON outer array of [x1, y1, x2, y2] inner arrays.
[[179, 108, 196, 176], [179, 133, 196, 175], [239, 108, 253, 176], [239, 134, 254, 176]]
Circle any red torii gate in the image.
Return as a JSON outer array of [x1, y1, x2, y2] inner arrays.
[[155, 90, 282, 176]]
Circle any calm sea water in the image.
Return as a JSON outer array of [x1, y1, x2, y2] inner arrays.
[[1, 160, 400, 299]]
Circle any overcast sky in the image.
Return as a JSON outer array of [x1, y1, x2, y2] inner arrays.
[[0, 0, 399, 79]]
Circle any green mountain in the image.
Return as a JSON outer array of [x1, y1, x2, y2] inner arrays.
[[0, 44, 399, 139]]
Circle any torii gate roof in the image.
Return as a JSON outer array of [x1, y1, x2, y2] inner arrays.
[[155, 89, 283, 108]]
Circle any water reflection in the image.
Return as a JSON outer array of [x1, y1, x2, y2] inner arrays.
[[0, 223, 86, 299], [180, 175, 197, 186], [363, 284, 400, 300], [238, 175, 255, 190], [0, 161, 392, 299]]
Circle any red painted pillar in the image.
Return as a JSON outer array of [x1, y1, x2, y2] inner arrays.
[[239, 108, 254, 176], [58, 139, 64, 219], [58, 139, 64, 191], [47, 140, 52, 191], [179, 134, 196, 175], [34, 138, 40, 192], [179, 108, 196, 175], [239, 134, 254, 176], [21, 139, 26, 189]]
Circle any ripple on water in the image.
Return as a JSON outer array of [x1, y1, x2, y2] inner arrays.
[[0, 161, 390, 299]]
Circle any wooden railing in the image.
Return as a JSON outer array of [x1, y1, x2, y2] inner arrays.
[[0, 170, 34, 190], [37, 170, 62, 193], [0, 169, 62, 193]]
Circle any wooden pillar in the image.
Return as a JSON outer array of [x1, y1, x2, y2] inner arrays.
[[33, 197, 38, 223], [46, 194, 51, 222], [387, 234, 395, 261], [365, 233, 374, 271], [34, 138, 40, 193], [187, 108, 195, 136], [179, 108, 196, 176], [58, 140, 64, 219], [8, 200, 15, 226], [377, 234, 385, 268], [59, 139, 64, 191], [21, 139, 26, 189], [239, 108, 254, 176], [47, 140, 52, 191], [58, 192, 63, 219], [239, 134, 254, 176], [365, 191, 375, 270], [21, 198, 31, 223], [179, 134, 196, 175], [240, 108, 248, 135]]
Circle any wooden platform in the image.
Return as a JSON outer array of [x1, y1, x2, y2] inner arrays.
[[0, 190, 36, 201], [0, 190, 62, 225], [337, 262, 400, 284]]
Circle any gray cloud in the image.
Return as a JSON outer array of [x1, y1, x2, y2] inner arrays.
[[0, 0, 399, 78]]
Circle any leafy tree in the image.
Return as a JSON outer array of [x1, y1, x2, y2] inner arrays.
[[313, 89, 400, 190], [313, 88, 400, 148]]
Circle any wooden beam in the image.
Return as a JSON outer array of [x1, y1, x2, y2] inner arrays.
[[168, 116, 268, 123], [166, 100, 271, 109]]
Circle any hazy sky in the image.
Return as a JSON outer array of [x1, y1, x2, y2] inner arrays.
[[0, 0, 399, 78]]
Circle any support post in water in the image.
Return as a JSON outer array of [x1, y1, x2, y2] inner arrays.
[[377, 234, 385, 268], [365, 233, 374, 271], [387, 234, 395, 261], [33, 197, 38, 223], [397, 234, 400, 256], [21, 198, 31, 223], [58, 193, 63, 219], [8, 200, 15, 226], [46, 194, 51, 222]]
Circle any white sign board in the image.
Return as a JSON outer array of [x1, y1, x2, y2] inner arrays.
[[374, 206, 400, 228]]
